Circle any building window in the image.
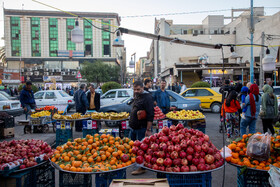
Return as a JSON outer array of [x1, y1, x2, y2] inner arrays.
[[102, 19, 111, 56], [66, 19, 76, 51], [31, 17, 41, 57], [10, 17, 21, 56], [254, 56, 260, 62], [183, 30, 188, 35], [84, 19, 93, 56], [49, 18, 58, 57]]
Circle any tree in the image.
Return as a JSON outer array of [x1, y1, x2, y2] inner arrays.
[[191, 81, 210, 88], [18, 84, 39, 93], [101, 81, 121, 93], [81, 61, 120, 84], [0, 46, 6, 65]]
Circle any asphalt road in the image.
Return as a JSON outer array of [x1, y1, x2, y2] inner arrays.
[[4, 111, 266, 187]]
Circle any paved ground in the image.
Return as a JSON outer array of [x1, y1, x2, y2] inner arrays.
[[1, 111, 265, 186]]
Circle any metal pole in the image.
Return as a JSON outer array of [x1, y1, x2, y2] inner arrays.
[[210, 70, 212, 87], [242, 69, 244, 85], [180, 71, 182, 82], [274, 71, 277, 86], [250, 0, 254, 83], [134, 54, 136, 80], [260, 32, 265, 88]]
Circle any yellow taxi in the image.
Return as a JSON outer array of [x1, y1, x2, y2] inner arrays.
[[180, 87, 222, 113]]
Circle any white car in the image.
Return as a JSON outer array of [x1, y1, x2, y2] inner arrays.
[[101, 89, 133, 106], [34, 90, 75, 111], [0, 94, 23, 117]]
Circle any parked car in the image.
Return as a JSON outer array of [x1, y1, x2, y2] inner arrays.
[[0, 91, 17, 100], [181, 87, 222, 113], [0, 94, 23, 117], [34, 90, 75, 112], [100, 89, 133, 106], [100, 90, 201, 127], [95, 89, 103, 96]]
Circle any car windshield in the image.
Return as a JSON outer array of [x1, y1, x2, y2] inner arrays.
[[59, 91, 70, 97], [274, 88, 280, 96], [0, 94, 9, 101], [167, 91, 185, 99], [121, 97, 132, 103], [0, 91, 11, 98]]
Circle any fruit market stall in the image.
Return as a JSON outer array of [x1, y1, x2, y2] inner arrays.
[[166, 110, 206, 133], [0, 112, 15, 139], [50, 134, 136, 187], [0, 139, 55, 186], [225, 132, 280, 186], [134, 124, 225, 186]]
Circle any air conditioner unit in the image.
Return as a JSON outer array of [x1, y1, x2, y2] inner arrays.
[[67, 69, 70, 72], [38, 65, 43, 69], [26, 72, 33, 76], [50, 72, 54, 76], [28, 68, 33, 71], [33, 67, 38, 70], [61, 72, 66, 75], [72, 71, 77, 75], [61, 69, 65, 72], [44, 72, 49, 76], [34, 71, 39, 76], [21, 69, 25, 72], [67, 72, 71, 75], [56, 69, 61, 72], [51, 69, 55, 72], [4, 75, 10, 80], [44, 68, 49, 71]]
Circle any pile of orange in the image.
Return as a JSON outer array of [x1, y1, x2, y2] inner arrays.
[[226, 132, 280, 170], [51, 134, 136, 172]]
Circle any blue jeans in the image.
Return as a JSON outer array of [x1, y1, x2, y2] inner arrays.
[[240, 116, 257, 136], [24, 104, 36, 120], [129, 128, 146, 141]]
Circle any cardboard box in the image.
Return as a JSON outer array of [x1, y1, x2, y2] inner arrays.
[[110, 179, 169, 187], [0, 127, 14, 138]]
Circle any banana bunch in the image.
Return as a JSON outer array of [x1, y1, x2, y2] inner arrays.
[[31, 110, 51, 118], [91, 112, 129, 120], [166, 110, 205, 120]]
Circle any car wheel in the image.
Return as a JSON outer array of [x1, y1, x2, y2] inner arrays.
[[211, 103, 221, 113], [53, 122, 56, 133], [105, 121, 118, 127]]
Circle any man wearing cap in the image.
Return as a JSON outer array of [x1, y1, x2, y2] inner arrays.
[[3, 85, 11, 95], [20, 81, 36, 119]]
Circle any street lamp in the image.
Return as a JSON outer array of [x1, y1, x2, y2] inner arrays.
[[113, 30, 124, 47], [129, 53, 136, 81], [71, 20, 84, 43], [262, 48, 275, 72]]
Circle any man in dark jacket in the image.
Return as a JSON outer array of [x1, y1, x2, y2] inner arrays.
[[130, 81, 154, 175], [86, 84, 100, 111], [74, 84, 89, 131], [144, 79, 152, 93], [154, 80, 170, 114], [74, 84, 89, 114], [20, 81, 36, 119]]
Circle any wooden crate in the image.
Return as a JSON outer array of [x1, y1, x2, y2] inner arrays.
[[0, 127, 15, 138]]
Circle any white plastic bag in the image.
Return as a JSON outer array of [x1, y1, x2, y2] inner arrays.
[[220, 146, 232, 158], [269, 165, 280, 187], [246, 132, 271, 161]]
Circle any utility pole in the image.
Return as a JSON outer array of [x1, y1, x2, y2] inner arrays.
[[260, 32, 265, 88], [250, 0, 254, 83]]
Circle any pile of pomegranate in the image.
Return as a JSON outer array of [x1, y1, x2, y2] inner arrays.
[[134, 124, 224, 172], [0, 139, 54, 171], [154, 106, 165, 120]]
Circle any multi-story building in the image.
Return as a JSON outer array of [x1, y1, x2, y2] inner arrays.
[[3, 9, 124, 88], [149, 8, 280, 87]]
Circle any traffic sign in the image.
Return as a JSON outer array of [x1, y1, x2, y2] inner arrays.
[[76, 71, 82, 79]]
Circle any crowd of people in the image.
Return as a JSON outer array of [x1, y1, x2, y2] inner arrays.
[[220, 80, 278, 142]]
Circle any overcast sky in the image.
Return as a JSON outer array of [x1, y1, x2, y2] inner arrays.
[[0, 0, 279, 71]]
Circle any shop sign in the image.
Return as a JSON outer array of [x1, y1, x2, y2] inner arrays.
[[43, 76, 63, 81], [203, 69, 233, 75]]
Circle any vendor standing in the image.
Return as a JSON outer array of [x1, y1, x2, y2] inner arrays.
[[74, 84, 89, 132], [154, 79, 170, 114], [129, 81, 154, 175], [86, 84, 100, 111], [20, 81, 36, 120]]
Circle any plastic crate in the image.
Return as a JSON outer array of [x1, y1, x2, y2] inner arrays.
[[59, 171, 92, 187], [1, 116, 15, 128], [82, 129, 99, 138], [56, 129, 73, 146], [95, 168, 126, 187], [157, 172, 211, 187], [197, 127, 206, 134], [0, 161, 55, 187], [237, 167, 270, 187], [119, 129, 130, 138]]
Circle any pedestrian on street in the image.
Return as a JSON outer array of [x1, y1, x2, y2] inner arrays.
[[86, 84, 100, 112], [180, 82, 187, 93], [144, 79, 152, 93], [260, 84, 278, 135], [20, 81, 36, 120], [154, 80, 170, 114], [74, 84, 89, 131], [129, 81, 154, 175], [175, 82, 181, 93], [3, 85, 11, 95], [14, 87, 18, 96], [221, 90, 241, 142], [240, 84, 261, 136]]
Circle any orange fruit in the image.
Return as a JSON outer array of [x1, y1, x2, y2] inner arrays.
[[64, 156, 70, 162]]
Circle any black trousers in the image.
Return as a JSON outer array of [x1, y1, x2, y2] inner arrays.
[[75, 108, 86, 132], [261, 118, 275, 135]]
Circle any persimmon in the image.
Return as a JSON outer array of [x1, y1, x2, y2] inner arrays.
[[232, 152, 239, 159], [228, 144, 236, 150], [64, 156, 70, 162], [88, 157, 94, 163]]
